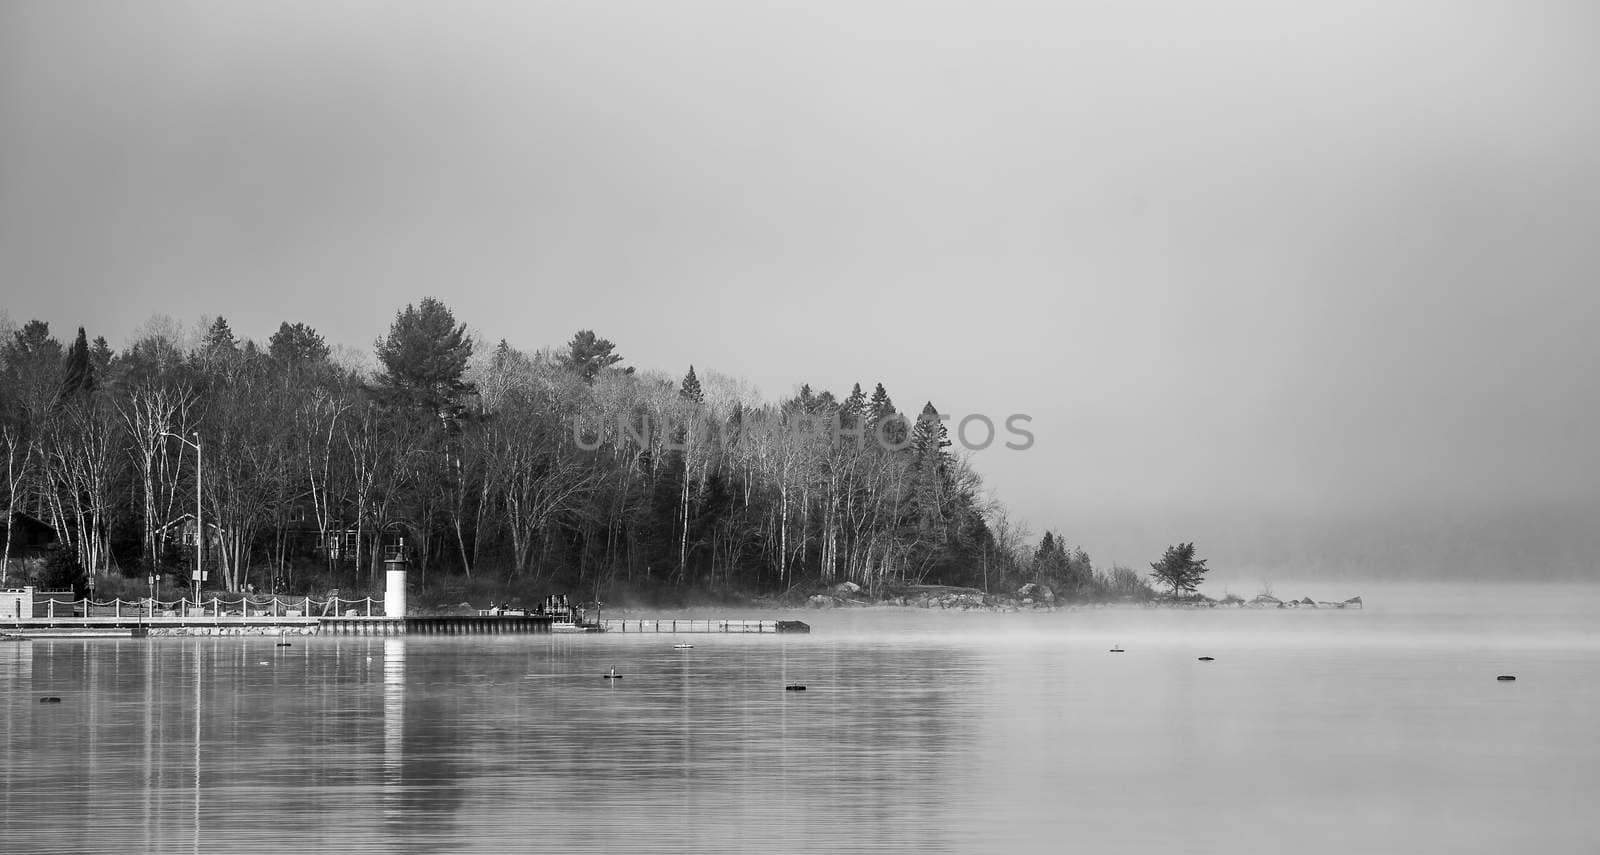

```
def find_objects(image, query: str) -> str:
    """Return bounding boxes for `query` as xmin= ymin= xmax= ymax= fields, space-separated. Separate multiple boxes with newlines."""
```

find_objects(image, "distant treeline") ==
xmin=3 ymin=299 xmax=1138 ymax=601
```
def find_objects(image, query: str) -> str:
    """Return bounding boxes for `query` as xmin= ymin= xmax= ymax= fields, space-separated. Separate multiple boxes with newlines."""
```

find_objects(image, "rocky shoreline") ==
xmin=788 ymin=582 xmax=1363 ymax=613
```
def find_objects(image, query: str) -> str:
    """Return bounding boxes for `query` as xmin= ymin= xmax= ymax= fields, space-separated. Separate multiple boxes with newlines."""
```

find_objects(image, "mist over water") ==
xmin=5 ymin=584 xmax=1597 ymax=854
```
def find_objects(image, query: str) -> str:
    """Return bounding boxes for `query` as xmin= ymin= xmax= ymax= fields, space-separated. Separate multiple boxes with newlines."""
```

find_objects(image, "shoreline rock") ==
xmin=789 ymin=586 xmax=1365 ymax=613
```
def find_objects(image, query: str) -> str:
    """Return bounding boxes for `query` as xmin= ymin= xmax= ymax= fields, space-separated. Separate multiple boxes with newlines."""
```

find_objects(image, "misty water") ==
xmin=4 ymin=583 xmax=1598 ymax=854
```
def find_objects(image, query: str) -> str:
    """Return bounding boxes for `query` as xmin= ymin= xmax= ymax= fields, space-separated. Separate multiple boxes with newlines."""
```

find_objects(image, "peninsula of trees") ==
xmin=0 ymin=299 xmax=1164 ymax=606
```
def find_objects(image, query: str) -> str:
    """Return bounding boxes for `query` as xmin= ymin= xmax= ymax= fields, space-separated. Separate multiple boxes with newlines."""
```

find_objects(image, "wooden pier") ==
xmin=0 ymin=614 xmax=806 ymax=637
xmin=320 ymin=615 xmax=554 ymax=635
xmin=0 ymin=614 xmax=557 ymax=637
xmin=1 ymin=589 xmax=806 ymax=637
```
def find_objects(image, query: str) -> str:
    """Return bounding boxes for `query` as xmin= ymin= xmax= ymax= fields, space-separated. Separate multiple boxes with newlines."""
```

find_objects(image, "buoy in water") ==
xmin=785 ymin=684 xmax=807 ymax=691
xmin=1198 ymin=656 xmax=1215 ymax=661
xmin=603 ymin=668 xmax=623 ymax=679
xmin=275 ymin=642 xmax=292 ymax=647
xmin=1497 ymin=675 xmax=1516 ymax=681
xmin=39 ymin=697 xmax=61 ymax=704
xmin=1109 ymin=646 xmax=1124 ymax=653
xmin=674 ymin=644 xmax=694 ymax=650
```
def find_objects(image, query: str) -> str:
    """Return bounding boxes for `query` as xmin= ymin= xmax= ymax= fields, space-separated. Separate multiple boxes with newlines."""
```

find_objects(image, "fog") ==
xmin=3 ymin=1 xmax=1596 ymax=578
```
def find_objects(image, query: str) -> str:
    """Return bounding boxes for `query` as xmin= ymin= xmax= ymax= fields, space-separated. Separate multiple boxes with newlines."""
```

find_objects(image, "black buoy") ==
xmin=1109 ymin=645 xmax=1124 ymax=653
xmin=39 ymin=697 xmax=61 ymax=704
xmin=1497 ymin=675 xmax=1516 ymax=681
xmin=785 ymin=684 xmax=807 ymax=691
xmin=603 ymin=667 xmax=623 ymax=679
xmin=275 ymin=642 xmax=292 ymax=647
xmin=1198 ymin=656 xmax=1215 ymax=661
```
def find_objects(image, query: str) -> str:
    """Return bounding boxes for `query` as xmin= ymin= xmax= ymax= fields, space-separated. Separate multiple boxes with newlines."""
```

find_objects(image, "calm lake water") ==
xmin=4 ymin=583 xmax=1599 ymax=854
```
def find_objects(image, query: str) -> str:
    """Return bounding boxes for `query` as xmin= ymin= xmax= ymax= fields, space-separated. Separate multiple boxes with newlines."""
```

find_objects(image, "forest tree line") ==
xmin=1 ymin=298 xmax=1154 ymax=604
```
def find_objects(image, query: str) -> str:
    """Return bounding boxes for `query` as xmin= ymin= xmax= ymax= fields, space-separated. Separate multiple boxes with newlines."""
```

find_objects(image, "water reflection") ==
xmin=5 ymin=596 xmax=1599 ymax=854
xmin=383 ymin=637 xmax=403 ymax=812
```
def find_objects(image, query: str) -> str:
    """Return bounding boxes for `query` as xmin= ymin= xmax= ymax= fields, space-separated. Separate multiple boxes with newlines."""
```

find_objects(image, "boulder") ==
xmin=1251 ymin=594 xmax=1282 ymax=605
xmin=1299 ymin=597 xmax=1316 ymax=606
xmin=831 ymin=581 xmax=862 ymax=595
xmin=806 ymin=594 xmax=836 ymax=609
xmin=1343 ymin=596 xmax=1363 ymax=609
xmin=1017 ymin=583 xmax=1055 ymax=603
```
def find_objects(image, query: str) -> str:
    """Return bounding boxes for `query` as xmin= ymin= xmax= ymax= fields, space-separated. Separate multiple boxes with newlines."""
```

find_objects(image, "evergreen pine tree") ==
xmin=1033 ymin=532 xmax=1056 ymax=579
xmin=680 ymin=365 xmax=704 ymax=404
xmin=557 ymin=330 xmax=629 ymax=384
xmin=1150 ymin=542 xmax=1209 ymax=597
xmin=268 ymin=322 xmax=330 ymax=366
xmin=866 ymin=383 xmax=905 ymax=447
xmin=61 ymin=327 xmax=94 ymax=397
xmin=89 ymin=336 xmax=114 ymax=376
xmin=908 ymin=402 xmax=953 ymax=542
xmin=867 ymin=383 xmax=894 ymax=424
xmin=910 ymin=401 xmax=952 ymax=461
xmin=4 ymin=321 xmax=61 ymax=366
xmin=373 ymin=298 xmax=475 ymax=410
xmin=201 ymin=316 xmax=238 ymax=355
xmin=840 ymin=383 xmax=866 ymax=428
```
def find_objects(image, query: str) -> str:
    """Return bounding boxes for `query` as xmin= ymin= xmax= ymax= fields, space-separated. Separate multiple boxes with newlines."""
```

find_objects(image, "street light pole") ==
xmin=195 ymin=433 xmax=202 ymax=590
xmin=162 ymin=431 xmax=204 ymax=591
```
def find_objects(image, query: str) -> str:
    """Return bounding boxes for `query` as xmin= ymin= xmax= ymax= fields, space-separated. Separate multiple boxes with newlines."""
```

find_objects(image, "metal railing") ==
xmin=28 ymin=595 xmax=383 ymax=620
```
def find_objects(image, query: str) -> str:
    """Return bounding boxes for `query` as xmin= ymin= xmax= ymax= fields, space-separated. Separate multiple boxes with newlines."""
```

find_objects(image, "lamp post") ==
xmin=162 ymin=431 xmax=204 ymax=591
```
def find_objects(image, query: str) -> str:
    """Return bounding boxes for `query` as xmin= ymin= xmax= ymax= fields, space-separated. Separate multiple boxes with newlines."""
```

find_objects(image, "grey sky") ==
xmin=3 ymin=1 xmax=1597 ymax=578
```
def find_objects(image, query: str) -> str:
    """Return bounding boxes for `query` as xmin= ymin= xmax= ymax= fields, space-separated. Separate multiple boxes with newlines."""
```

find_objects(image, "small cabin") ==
xmin=155 ymin=514 xmax=223 ymax=552
xmin=1 ymin=512 xmax=57 ymax=559
xmin=1 ymin=586 xmax=33 ymax=620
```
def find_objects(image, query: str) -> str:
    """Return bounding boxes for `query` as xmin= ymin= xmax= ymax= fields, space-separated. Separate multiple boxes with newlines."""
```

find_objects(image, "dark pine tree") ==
xmin=61 ymin=327 xmax=94 ymax=397
xmin=201 ymin=316 xmax=238 ymax=355
xmin=89 ymin=336 xmax=114 ymax=376
xmin=557 ymin=330 xmax=629 ymax=384
xmin=268 ymin=321 xmax=330 ymax=366
xmin=866 ymin=382 xmax=905 ymax=447
xmin=373 ymin=297 xmax=475 ymax=412
xmin=680 ymin=365 xmax=704 ymax=404
xmin=5 ymin=320 xmax=62 ymax=366
xmin=1032 ymin=531 xmax=1057 ymax=581
xmin=908 ymin=402 xmax=954 ymax=549
xmin=910 ymin=401 xmax=952 ymax=461
xmin=1149 ymin=542 xmax=1210 ymax=597
xmin=840 ymin=383 xmax=866 ymax=428
xmin=867 ymin=383 xmax=895 ymax=424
